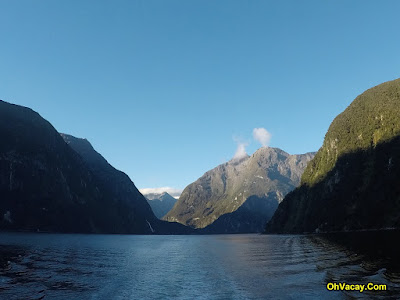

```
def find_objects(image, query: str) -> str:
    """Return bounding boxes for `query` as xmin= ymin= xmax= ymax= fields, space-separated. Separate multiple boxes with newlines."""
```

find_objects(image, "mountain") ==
xmin=59 ymin=134 xmax=191 ymax=234
xmin=60 ymin=133 xmax=162 ymax=233
xmin=266 ymin=78 xmax=400 ymax=233
xmin=144 ymin=192 xmax=177 ymax=219
xmin=0 ymin=100 xmax=189 ymax=234
xmin=164 ymin=147 xmax=315 ymax=233
xmin=0 ymin=100 xmax=106 ymax=233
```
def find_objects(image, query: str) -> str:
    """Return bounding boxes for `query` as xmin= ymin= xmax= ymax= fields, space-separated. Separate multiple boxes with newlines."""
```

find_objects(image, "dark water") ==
xmin=1 ymin=232 xmax=400 ymax=299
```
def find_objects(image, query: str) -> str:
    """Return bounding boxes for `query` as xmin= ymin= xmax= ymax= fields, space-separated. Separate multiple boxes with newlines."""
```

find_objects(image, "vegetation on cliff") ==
xmin=266 ymin=79 xmax=400 ymax=233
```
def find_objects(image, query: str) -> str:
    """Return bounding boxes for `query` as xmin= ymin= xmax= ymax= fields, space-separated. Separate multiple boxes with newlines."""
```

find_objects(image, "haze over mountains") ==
xmin=266 ymin=78 xmax=400 ymax=233
xmin=165 ymin=147 xmax=314 ymax=233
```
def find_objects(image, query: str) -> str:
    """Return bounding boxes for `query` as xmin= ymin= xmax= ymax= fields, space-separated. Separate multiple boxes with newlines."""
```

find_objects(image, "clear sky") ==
xmin=1 ymin=1 xmax=400 ymax=194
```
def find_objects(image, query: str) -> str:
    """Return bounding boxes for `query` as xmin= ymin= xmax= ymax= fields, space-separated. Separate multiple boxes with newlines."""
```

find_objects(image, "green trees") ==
xmin=302 ymin=79 xmax=400 ymax=186
xmin=266 ymin=78 xmax=400 ymax=233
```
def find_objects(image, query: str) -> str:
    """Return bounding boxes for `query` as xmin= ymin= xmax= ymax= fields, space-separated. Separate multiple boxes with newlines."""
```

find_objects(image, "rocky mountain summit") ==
xmin=165 ymin=147 xmax=314 ymax=233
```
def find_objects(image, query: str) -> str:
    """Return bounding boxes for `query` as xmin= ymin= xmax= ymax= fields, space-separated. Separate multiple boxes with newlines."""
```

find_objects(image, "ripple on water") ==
xmin=0 ymin=232 xmax=399 ymax=299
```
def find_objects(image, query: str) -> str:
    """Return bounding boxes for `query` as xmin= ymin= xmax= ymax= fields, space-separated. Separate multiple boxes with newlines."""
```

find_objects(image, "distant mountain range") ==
xmin=164 ymin=147 xmax=315 ymax=233
xmin=144 ymin=192 xmax=177 ymax=219
xmin=3 ymin=79 xmax=398 ymax=236
xmin=266 ymin=78 xmax=400 ymax=233
xmin=0 ymin=100 xmax=190 ymax=234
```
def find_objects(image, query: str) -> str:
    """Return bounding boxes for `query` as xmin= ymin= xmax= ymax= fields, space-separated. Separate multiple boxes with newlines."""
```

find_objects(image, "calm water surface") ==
xmin=0 ymin=232 xmax=399 ymax=299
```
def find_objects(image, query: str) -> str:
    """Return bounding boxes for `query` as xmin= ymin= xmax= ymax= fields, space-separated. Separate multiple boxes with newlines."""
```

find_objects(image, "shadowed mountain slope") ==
xmin=144 ymin=192 xmax=177 ymax=219
xmin=165 ymin=147 xmax=314 ymax=233
xmin=0 ymin=100 xmax=189 ymax=234
xmin=266 ymin=78 xmax=400 ymax=233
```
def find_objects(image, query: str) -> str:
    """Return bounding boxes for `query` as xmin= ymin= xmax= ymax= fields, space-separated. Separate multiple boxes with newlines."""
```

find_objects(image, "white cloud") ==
xmin=139 ymin=187 xmax=183 ymax=199
xmin=253 ymin=127 xmax=271 ymax=147
xmin=232 ymin=136 xmax=248 ymax=160
xmin=233 ymin=143 xmax=247 ymax=159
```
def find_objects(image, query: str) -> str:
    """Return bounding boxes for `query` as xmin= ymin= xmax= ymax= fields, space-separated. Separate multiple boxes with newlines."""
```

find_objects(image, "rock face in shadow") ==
xmin=266 ymin=78 xmax=400 ymax=233
xmin=200 ymin=195 xmax=279 ymax=234
xmin=60 ymin=134 xmax=192 ymax=234
xmin=0 ymin=100 xmax=190 ymax=234
xmin=60 ymin=133 xmax=161 ymax=233
xmin=144 ymin=192 xmax=177 ymax=219
xmin=165 ymin=147 xmax=314 ymax=233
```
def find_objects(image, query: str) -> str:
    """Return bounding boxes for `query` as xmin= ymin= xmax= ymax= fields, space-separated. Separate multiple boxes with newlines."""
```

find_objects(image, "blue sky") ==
xmin=1 ymin=1 xmax=400 ymax=194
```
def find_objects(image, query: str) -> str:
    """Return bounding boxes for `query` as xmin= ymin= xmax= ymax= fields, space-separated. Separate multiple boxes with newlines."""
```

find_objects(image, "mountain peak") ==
xmin=164 ymin=146 xmax=315 ymax=231
xmin=144 ymin=192 xmax=177 ymax=219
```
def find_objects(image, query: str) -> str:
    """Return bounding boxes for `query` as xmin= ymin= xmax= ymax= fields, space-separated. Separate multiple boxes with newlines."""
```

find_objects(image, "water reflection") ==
xmin=0 ymin=232 xmax=399 ymax=299
xmin=310 ymin=231 xmax=400 ymax=299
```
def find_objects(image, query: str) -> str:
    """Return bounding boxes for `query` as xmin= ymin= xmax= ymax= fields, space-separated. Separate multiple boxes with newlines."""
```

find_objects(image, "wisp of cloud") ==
xmin=233 ymin=138 xmax=248 ymax=160
xmin=139 ymin=187 xmax=183 ymax=199
xmin=253 ymin=128 xmax=271 ymax=147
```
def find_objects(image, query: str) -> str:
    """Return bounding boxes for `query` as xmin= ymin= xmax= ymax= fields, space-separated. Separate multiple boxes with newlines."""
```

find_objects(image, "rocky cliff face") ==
xmin=59 ymin=134 xmax=192 ymax=234
xmin=165 ymin=147 xmax=314 ymax=233
xmin=61 ymin=134 xmax=160 ymax=233
xmin=0 ymin=100 xmax=190 ymax=234
xmin=0 ymin=100 xmax=110 ymax=232
xmin=266 ymin=78 xmax=400 ymax=233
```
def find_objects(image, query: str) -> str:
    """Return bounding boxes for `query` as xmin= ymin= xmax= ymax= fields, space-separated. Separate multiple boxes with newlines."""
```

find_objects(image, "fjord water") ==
xmin=1 ymin=233 xmax=399 ymax=299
